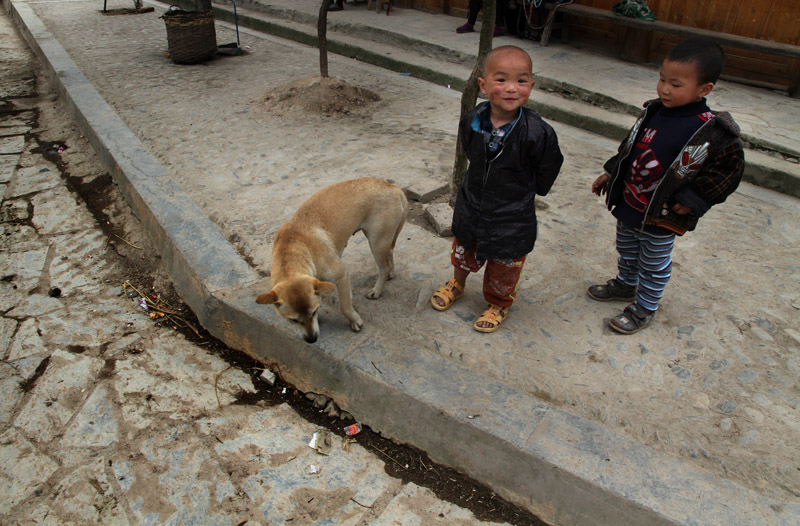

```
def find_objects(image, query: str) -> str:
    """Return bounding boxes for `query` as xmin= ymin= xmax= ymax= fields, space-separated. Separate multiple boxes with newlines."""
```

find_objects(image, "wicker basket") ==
xmin=161 ymin=8 xmax=217 ymax=64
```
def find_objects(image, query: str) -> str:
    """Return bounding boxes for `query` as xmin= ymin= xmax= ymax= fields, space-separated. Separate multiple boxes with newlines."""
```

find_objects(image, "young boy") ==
xmin=589 ymin=37 xmax=744 ymax=334
xmin=431 ymin=45 xmax=563 ymax=333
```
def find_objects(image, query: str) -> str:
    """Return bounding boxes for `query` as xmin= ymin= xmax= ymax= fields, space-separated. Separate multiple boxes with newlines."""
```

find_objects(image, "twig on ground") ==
xmin=214 ymin=365 xmax=233 ymax=409
xmin=350 ymin=497 xmax=373 ymax=509
xmin=370 ymin=444 xmax=406 ymax=470
xmin=123 ymin=280 xmax=203 ymax=338
xmin=114 ymin=233 xmax=143 ymax=249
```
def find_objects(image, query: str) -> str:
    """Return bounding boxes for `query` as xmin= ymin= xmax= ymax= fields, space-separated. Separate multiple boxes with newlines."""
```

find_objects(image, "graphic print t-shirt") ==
xmin=613 ymin=99 xmax=712 ymax=230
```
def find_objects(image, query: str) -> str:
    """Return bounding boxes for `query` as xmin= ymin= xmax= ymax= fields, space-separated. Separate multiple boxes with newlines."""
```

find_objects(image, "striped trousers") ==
xmin=615 ymin=221 xmax=675 ymax=311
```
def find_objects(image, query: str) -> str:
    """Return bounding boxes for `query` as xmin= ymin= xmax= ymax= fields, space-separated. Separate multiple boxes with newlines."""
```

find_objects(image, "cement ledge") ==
xmin=5 ymin=0 xmax=799 ymax=524
xmin=207 ymin=284 xmax=796 ymax=526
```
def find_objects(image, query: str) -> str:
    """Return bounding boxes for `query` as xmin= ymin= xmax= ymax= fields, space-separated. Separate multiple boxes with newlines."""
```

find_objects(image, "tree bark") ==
xmin=195 ymin=0 xmax=212 ymax=11
xmin=451 ymin=0 xmax=495 ymax=193
xmin=318 ymin=0 xmax=333 ymax=78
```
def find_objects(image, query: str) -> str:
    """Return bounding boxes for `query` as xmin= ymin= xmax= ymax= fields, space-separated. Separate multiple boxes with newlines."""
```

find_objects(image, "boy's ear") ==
xmin=477 ymin=76 xmax=487 ymax=95
xmin=699 ymin=81 xmax=714 ymax=98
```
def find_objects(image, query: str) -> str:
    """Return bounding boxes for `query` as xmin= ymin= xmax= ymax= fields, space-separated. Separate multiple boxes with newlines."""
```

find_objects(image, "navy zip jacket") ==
xmin=452 ymin=102 xmax=563 ymax=260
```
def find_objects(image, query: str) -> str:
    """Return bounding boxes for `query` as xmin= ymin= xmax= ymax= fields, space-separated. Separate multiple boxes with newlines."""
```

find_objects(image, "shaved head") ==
xmin=481 ymin=45 xmax=533 ymax=77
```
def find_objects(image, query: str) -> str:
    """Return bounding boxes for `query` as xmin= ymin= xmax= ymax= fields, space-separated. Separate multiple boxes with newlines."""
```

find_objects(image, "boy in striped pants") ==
xmin=589 ymin=38 xmax=744 ymax=334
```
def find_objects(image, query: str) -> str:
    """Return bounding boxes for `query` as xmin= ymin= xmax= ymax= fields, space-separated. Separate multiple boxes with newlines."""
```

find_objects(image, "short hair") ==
xmin=667 ymin=38 xmax=725 ymax=84
xmin=481 ymin=45 xmax=533 ymax=76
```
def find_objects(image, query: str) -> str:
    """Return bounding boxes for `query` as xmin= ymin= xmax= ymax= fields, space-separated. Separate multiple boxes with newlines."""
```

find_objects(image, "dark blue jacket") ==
xmin=452 ymin=102 xmax=563 ymax=259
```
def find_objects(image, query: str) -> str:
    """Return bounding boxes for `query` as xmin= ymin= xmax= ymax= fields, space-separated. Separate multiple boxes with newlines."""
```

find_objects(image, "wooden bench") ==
xmin=539 ymin=2 xmax=800 ymax=97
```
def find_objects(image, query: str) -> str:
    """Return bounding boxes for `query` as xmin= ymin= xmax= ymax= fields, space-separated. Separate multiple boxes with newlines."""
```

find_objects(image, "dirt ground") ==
xmin=258 ymin=76 xmax=441 ymax=230
xmin=262 ymin=76 xmax=381 ymax=118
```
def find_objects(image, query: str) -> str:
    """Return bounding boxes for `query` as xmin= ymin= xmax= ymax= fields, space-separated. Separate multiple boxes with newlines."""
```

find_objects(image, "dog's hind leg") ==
xmin=364 ymin=220 xmax=404 ymax=299
xmin=365 ymin=190 xmax=407 ymax=299
xmin=365 ymin=237 xmax=393 ymax=299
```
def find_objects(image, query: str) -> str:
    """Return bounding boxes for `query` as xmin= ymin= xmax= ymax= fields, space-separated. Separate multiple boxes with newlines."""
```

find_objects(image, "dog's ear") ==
xmin=314 ymin=280 xmax=336 ymax=294
xmin=256 ymin=291 xmax=280 ymax=305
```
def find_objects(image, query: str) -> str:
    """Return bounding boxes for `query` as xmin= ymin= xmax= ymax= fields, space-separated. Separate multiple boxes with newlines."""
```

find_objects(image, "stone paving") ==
xmin=4 ymin=0 xmax=800 ymax=523
xmin=0 ymin=10 xmax=512 ymax=524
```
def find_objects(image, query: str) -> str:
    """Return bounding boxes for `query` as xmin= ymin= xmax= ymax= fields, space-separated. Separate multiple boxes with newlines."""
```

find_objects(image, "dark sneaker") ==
xmin=456 ymin=23 xmax=474 ymax=33
xmin=609 ymin=303 xmax=655 ymax=334
xmin=587 ymin=279 xmax=636 ymax=302
xmin=329 ymin=2 xmax=343 ymax=11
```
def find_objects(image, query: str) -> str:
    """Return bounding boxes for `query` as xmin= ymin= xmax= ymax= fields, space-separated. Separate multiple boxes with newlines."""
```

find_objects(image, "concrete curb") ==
xmin=197 ymin=0 xmax=800 ymax=200
xmin=5 ymin=0 xmax=798 ymax=524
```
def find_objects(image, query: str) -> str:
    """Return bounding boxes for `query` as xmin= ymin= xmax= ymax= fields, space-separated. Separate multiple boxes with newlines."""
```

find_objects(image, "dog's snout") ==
xmin=304 ymin=334 xmax=318 ymax=344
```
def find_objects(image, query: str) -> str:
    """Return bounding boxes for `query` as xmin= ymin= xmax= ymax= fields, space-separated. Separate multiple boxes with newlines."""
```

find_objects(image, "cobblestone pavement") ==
xmin=0 ymin=10 xmax=521 ymax=525
xmin=4 ymin=0 xmax=800 ymax=523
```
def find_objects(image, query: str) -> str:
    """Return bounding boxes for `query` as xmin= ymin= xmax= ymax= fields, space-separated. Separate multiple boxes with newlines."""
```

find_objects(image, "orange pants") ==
xmin=451 ymin=238 xmax=526 ymax=308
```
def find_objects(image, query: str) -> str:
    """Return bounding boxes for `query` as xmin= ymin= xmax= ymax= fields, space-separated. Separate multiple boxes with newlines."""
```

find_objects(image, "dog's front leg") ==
xmin=335 ymin=273 xmax=364 ymax=332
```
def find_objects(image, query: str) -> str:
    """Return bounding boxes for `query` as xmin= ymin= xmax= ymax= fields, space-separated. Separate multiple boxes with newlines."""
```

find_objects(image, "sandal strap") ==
xmin=435 ymin=278 xmax=462 ymax=299
xmin=444 ymin=278 xmax=463 ymax=293
xmin=481 ymin=304 xmax=507 ymax=321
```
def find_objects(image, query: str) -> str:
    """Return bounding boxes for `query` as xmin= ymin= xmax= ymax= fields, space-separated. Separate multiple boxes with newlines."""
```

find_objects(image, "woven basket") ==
xmin=161 ymin=8 xmax=217 ymax=64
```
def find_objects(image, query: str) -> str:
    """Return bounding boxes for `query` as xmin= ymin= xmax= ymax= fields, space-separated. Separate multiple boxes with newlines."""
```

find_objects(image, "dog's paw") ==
xmin=365 ymin=288 xmax=383 ymax=300
xmin=350 ymin=316 xmax=364 ymax=332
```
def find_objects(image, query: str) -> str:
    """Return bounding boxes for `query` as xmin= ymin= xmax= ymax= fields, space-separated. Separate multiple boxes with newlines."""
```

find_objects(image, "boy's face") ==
xmin=657 ymin=58 xmax=714 ymax=108
xmin=478 ymin=49 xmax=534 ymax=122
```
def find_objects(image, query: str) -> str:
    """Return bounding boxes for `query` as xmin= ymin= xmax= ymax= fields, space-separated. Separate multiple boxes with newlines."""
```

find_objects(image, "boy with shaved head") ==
xmin=431 ymin=46 xmax=563 ymax=333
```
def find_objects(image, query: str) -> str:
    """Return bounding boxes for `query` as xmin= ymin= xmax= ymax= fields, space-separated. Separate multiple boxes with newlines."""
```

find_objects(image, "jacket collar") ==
xmin=470 ymin=101 xmax=523 ymax=135
xmin=642 ymin=98 xmax=740 ymax=137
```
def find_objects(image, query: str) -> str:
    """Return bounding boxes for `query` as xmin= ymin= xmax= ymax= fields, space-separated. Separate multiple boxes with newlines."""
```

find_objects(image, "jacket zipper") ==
xmin=639 ymin=117 xmax=714 ymax=228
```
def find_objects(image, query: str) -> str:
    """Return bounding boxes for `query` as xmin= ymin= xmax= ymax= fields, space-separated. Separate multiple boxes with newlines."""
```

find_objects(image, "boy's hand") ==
xmin=671 ymin=203 xmax=692 ymax=215
xmin=592 ymin=173 xmax=610 ymax=196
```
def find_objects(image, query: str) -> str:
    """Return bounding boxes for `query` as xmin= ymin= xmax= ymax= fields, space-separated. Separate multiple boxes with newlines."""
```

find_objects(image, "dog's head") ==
xmin=256 ymin=277 xmax=336 ymax=343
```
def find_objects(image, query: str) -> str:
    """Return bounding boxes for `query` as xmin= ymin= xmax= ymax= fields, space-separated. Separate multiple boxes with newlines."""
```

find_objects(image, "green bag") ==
xmin=612 ymin=0 xmax=658 ymax=21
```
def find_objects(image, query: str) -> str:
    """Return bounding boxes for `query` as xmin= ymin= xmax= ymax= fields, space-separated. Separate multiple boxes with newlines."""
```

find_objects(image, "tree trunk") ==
xmin=451 ymin=1 xmax=495 ymax=193
xmin=318 ymin=0 xmax=333 ymax=78
xmin=195 ymin=0 xmax=212 ymax=11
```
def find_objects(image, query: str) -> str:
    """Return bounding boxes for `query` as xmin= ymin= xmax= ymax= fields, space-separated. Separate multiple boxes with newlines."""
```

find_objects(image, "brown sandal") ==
xmin=473 ymin=304 xmax=508 ymax=333
xmin=430 ymin=278 xmax=464 ymax=311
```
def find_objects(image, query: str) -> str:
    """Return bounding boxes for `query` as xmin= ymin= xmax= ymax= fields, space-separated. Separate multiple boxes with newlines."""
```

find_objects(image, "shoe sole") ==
xmin=608 ymin=320 xmax=645 ymax=334
xmin=608 ymin=313 xmax=653 ymax=334
xmin=586 ymin=289 xmax=635 ymax=302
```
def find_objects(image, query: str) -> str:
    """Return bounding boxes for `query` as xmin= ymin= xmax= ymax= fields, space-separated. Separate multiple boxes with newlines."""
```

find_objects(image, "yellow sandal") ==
xmin=473 ymin=304 xmax=508 ymax=333
xmin=430 ymin=278 xmax=464 ymax=311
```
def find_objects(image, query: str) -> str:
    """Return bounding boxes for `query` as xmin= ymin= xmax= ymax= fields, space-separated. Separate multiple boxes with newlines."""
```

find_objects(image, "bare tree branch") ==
xmin=452 ymin=1 xmax=495 ymax=193
xmin=318 ymin=0 xmax=333 ymax=78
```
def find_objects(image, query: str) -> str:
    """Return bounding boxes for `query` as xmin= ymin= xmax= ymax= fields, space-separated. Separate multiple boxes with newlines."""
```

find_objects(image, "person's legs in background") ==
xmin=457 ymin=0 xmax=505 ymax=35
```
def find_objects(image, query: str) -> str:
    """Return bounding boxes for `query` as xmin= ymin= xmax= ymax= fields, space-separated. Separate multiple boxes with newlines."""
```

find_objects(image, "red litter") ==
xmin=344 ymin=423 xmax=362 ymax=436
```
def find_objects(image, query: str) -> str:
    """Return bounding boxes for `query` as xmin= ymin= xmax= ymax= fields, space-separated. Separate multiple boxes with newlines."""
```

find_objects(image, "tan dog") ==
xmin=256 ymin=178 xmax=407 ymax=343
